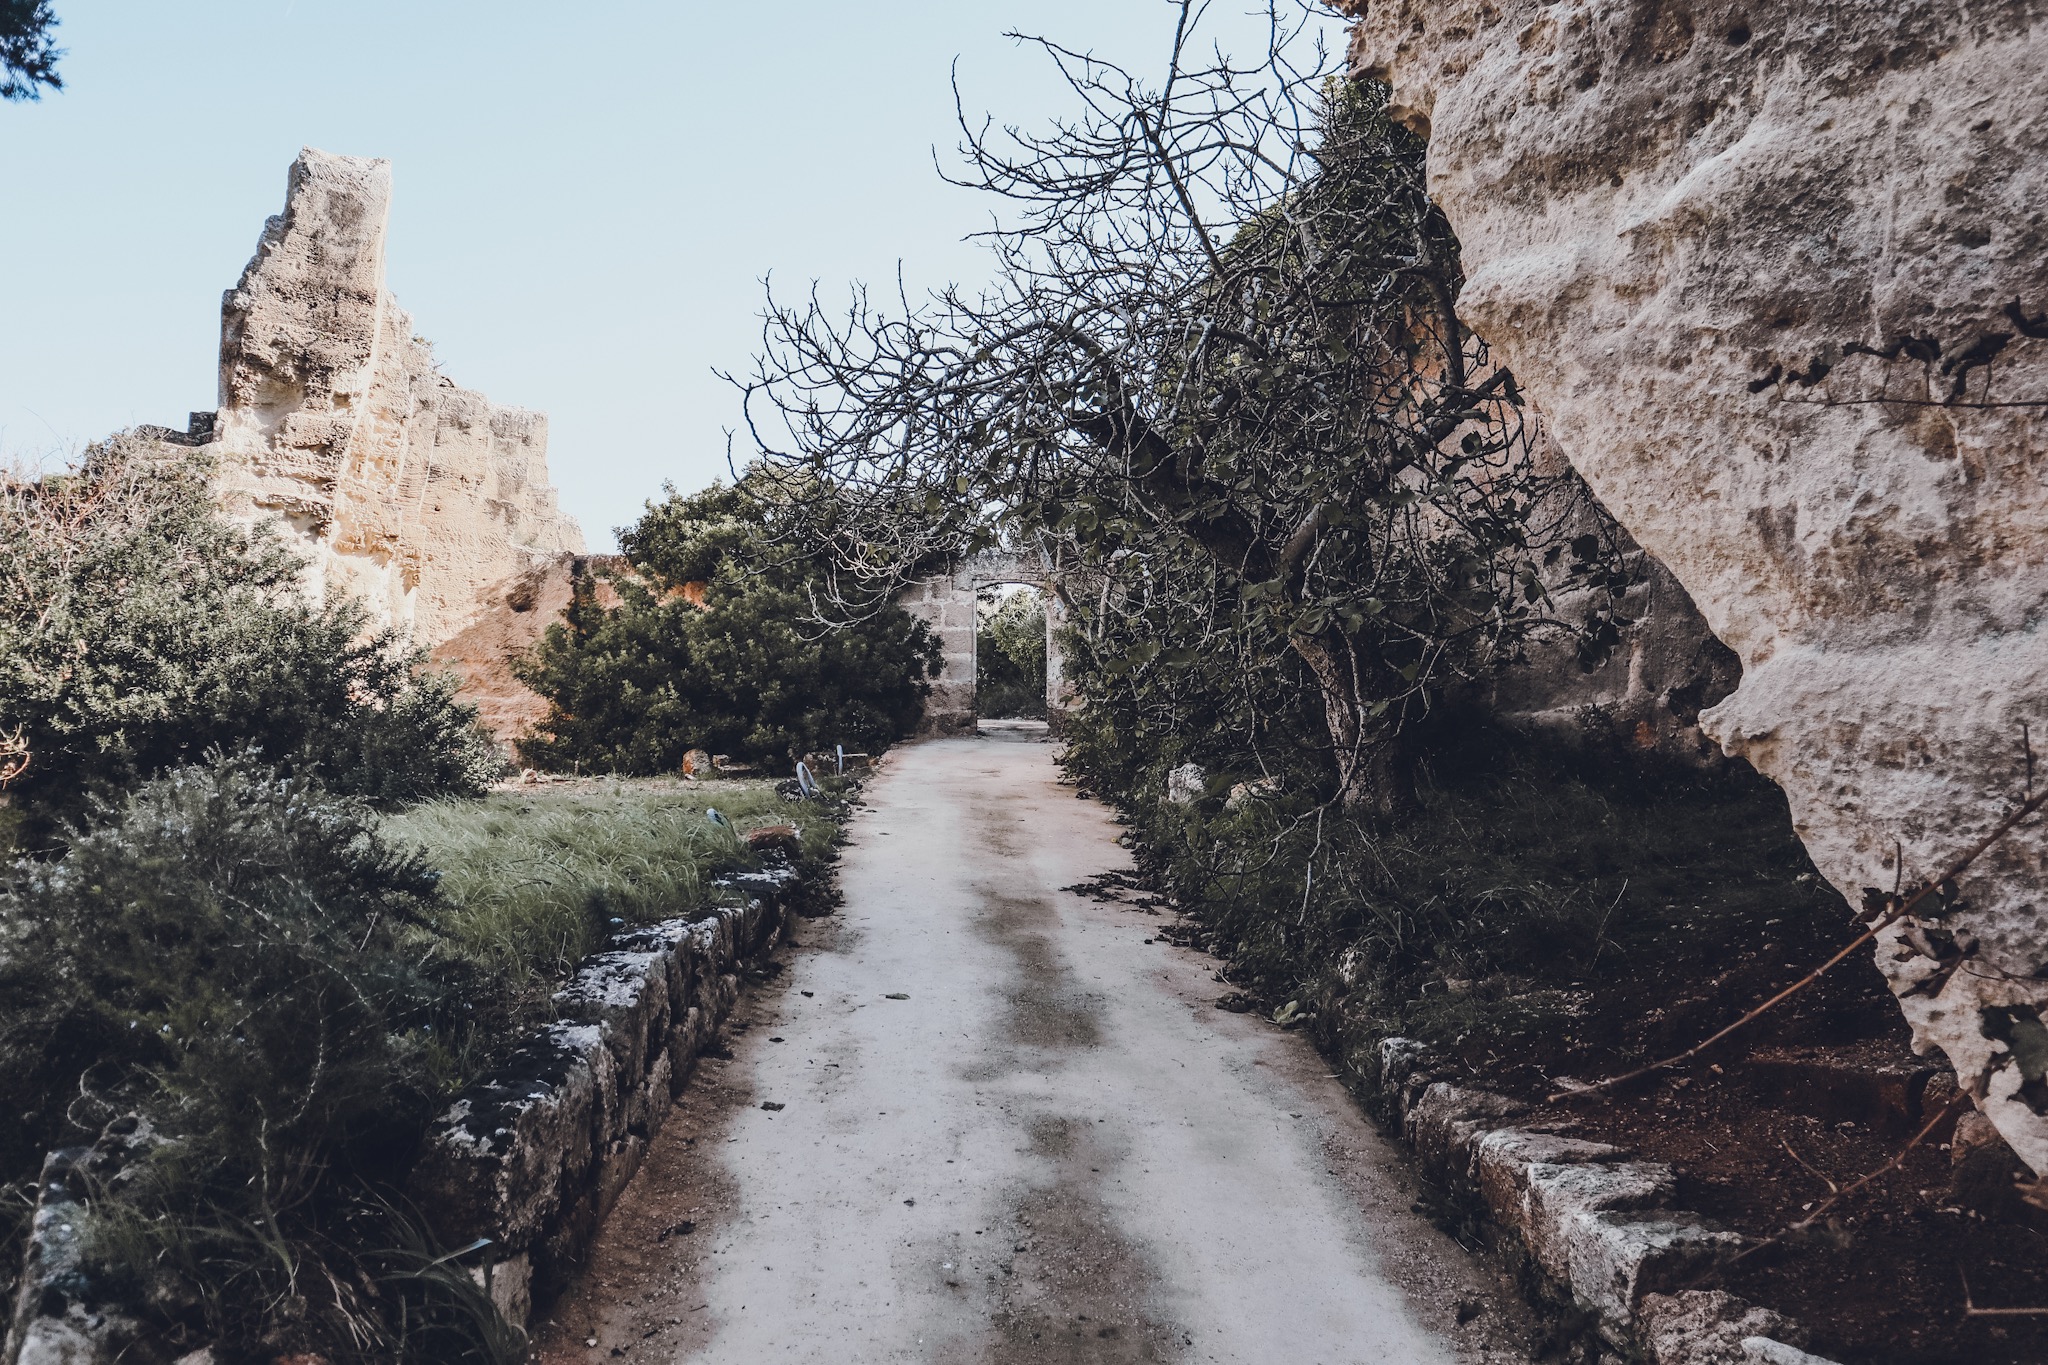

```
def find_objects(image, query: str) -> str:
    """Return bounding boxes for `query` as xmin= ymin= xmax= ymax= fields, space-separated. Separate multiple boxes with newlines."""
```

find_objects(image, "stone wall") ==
xmin=407 ymin=863 xmax=800 ymax=1325
xmin=149 ymin=148 xmax=584 ymax=647
xmin=1333 ymin=0 xmax=2048 ymax=1167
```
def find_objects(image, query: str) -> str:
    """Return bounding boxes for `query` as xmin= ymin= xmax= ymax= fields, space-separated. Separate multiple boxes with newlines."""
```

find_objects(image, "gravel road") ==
xmin=534 ymin=732 xmax=1534 ymax=1364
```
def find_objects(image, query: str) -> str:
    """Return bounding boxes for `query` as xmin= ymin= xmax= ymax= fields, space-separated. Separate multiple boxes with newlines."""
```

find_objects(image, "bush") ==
xmin=0 ymin=752 xmax=476 ymax=1359
xmin=515 ymin=477 xmax=940 ymax=773
xmin=0 ymin=438 xmax=502 ymax=848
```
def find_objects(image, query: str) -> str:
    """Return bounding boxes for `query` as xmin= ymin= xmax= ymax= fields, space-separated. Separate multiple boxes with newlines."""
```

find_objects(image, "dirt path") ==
xmin=534 ymin=733 xmax=1535 ymax=1364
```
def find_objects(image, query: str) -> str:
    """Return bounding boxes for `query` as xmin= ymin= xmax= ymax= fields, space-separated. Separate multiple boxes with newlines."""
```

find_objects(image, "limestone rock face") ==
xmin=208 ymin=148 xmax=583 ymax=645
xmin=1337 ymin=1 xmax=2048 ymax=1166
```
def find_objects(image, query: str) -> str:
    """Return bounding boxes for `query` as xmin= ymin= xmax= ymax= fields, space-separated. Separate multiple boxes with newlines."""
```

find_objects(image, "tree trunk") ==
xmin=1289 ymin=629 xmax=1418 ymax=822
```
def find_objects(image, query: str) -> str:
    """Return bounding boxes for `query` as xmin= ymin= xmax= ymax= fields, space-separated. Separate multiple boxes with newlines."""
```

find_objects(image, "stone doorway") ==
xmin=896 ymin=551 xmax=1066 ymax=734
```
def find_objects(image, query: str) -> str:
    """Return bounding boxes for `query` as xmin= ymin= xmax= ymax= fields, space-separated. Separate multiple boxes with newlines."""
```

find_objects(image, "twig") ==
xmin=1790 ymin=1091 xmax=1969 ymax=1232
xmin=1780 ymin=1138 xmax=1839 ymax=1195
xmin=1962 ymin=1269 xmax=2048 ymax=1318
xmin=1718 ymin=1090 xmax=1970 ymax=1275
xmin=1549 ymin=789 xmax=2046 ymax=1104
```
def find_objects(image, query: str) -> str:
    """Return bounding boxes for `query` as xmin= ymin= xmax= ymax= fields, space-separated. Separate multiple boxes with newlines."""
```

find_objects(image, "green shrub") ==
xmin=0 ymin=752 xmax=473 ymax=1359
xmin=0 ymin=439 xmax=502 ymax=847
xmin=514 ymin=476 xmax=940 ymax=772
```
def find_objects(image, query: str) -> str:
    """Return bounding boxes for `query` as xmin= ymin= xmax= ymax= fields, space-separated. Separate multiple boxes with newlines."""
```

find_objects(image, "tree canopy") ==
xmin=738 ymin=4 xmax=1629 ymax=815
xmin=1 ymin=1 xmax=61 ymax=100
xmin=514 ymin=475 xmax=942 ymax=773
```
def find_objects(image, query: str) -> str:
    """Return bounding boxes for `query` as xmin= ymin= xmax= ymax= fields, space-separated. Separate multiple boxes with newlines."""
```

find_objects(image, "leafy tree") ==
xmin=0 ymin=437 xmax=503 ymax=847
xmin=1 ymin=0 xmax=60 ymax=100
xmin=976 ymin=587 xmax=1047 ymax=719
xmin=514 ymin=475 xmax=941 ymax=773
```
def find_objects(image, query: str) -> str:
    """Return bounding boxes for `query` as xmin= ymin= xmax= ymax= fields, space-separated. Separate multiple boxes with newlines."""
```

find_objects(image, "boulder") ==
xmin=1164 ymin=762 xmax=1206 ymax=806
xmin=1335 ymin=0 xmax=2048 ymax=1170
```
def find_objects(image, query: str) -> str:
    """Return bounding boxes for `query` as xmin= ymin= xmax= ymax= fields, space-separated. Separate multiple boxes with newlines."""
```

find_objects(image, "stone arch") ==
xmin=896 ymin=550 xmax=1068 ymax=734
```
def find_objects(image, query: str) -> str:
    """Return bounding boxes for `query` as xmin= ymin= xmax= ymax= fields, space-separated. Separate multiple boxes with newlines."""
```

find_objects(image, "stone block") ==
xmin=1522 ymin=1161 xmax=1678 ymax=1284
xmin=1564 ymin=1212 xmax=1744 ymax=1328
xmin=1740 ymin=1338 xmax=1843 ymax=1365
xmin=1406 ymin=1082 xmax=1528 ymax=1178
xmin=552 ymin=949 xmax=671 ymax=1093
xmin=595 ymin=1133 xmax=650 ymax=1223
xmin=408 ymin=1021 xmax=607 ymax=1250
xmin=1472 ymin=1129 xmax=1628 ymax=1230
xmin=1638 ymin=1291 xmax=1808 ymax=1365
xmin=4 ymin=1148 xmax=142 ymax=1365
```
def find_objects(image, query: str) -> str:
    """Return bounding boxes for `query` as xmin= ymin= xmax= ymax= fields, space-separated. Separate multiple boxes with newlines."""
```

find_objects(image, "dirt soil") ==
xmin=532 ymin=732 xmax=1544 ymax=1363
xmin=1518 ymin=1056 xmax=2048 ymax=1365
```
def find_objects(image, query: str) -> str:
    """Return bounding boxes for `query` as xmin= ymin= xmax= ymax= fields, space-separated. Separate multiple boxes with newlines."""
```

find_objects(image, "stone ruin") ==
xmin=898 ymin=549 xmax=1071 ymax=733
xmin=141 ymin=148 xmax=584 ymax=650
xmin=1333 ymin=0 xmax=2048 ymax=1169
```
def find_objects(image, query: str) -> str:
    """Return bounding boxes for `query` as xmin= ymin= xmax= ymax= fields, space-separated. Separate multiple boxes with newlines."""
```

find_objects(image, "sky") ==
xmin=0 ymin=1 xmax=1333 ymax=549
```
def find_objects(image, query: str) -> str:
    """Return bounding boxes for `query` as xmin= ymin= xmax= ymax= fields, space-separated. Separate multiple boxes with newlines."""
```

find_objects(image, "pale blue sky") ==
xmin=0 ymin=2 xmax=1327 ymax=548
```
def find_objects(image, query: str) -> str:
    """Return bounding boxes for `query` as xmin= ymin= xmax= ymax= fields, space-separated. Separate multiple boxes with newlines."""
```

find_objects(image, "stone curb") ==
xmin=3 ymin=860 xmax=817 ymax=1363
xmin=1371 ymin=1038 xmax=1844 ymax=1365
xmin=405 ymin=861 xmax=810 ymax=1327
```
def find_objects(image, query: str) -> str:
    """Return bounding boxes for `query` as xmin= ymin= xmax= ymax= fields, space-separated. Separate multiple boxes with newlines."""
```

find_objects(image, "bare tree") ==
xmin=736 ymin=1 xmax=1593 ymax=815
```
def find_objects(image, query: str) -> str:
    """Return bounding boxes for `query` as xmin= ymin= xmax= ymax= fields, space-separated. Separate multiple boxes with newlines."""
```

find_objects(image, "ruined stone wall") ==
xmin=897 ymin=551 xmax=1065 ymax=733
xmin=1334 ymin=0 xmax=2048 ymax=1167
xmin=195 ymin=148 xmax=583 ymax=647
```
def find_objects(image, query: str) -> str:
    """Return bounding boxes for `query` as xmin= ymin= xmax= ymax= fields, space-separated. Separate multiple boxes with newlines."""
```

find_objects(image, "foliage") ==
xmin=0 ymin=755 xmax=846 ymax=1360
xmin=0 ymin=438 xmax=502 ymax=847
xmin=0 ymin=0 xmax=60 ymax=100
xmin=1077 ymin=715 xmax=1876 ymax=1101
xmin=742 ymin=8 xmax=1627 ymax=813
xmin=0 ymin=753 xmax=478 ymax=1359
xmin=976 ymin=588 xmax=1047 ymax=719
xmin=514 ymin=475 xmax=940 ymax=773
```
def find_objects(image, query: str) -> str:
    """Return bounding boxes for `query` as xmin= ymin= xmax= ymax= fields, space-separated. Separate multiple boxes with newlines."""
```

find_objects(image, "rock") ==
xmin=431 ymin=556 xmax=624 ymax=748
xmin=713 ymin=755 xmax=757 ymax=776
xmin=154 ymin=149 xmax=582 ymax=649
xmin=1164 ymin=762 xmax=1206 ymax=806
xmin=1472 ymin=1129 xmax=1628 ymax=1231
xmin=1521 ymin=1160 xmax=1680 ymax=1282
xmin=2 ymin=1149 xmax=147 ymax=1365
xmin=1405 ymin=1082 xmax=1528 ymax=1178
xmin=1638 ymin=1291 xmax=1807 ymax=1365
xmin=1223 ymin=776 xmax=1282 ymax=811
xmin=1336 ymin=0 xmax=2048 ymax=1172
xmin=745 ymin=824 xmax=800 ymax=856
xmin=1740 ymin=1339 xmax=1844 ymax=1365
xmin=681 ymin=750 xmax=715 ymax=779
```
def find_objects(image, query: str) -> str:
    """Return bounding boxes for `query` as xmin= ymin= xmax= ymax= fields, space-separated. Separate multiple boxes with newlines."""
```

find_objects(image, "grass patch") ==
xmin=389 ymin=778 xmax=832 ymax=1018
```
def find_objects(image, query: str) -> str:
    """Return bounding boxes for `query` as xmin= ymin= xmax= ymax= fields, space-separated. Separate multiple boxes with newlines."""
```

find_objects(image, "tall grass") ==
xmin=386 ymin=778 xmax=832 ymax=1025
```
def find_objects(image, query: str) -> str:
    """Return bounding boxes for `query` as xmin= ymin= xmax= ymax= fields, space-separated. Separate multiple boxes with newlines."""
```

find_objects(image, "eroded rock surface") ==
xmin=182 ymin=148 xmax=583 ymax=646
xmin=1337 ymin=0 xmax=2048 ymax=1168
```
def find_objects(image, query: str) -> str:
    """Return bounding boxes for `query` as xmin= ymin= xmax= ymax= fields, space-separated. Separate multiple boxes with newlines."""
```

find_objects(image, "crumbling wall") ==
xmin=188 ymin=148 xmax=584 ymax=646
xmin=1334 ymin=0 xmax=2048 ymax=1166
